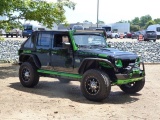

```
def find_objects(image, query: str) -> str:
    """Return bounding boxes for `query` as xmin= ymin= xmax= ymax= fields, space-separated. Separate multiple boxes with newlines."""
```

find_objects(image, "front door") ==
xmin=51 ymin=34 xmax=73 ymax=72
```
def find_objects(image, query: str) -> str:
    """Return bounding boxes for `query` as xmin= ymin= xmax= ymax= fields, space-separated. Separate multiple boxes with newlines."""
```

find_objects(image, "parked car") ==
xmin=96 ymin=28 xmax=112 ymax=38
xmin=141 ymin=30 xmax=157 ymax=42
xmin=111 ymin=32 xmax=119 ymax=38
xmin=126 ymin=32 xmax=132 ymax=38
xmin=131 ymin=31 xmax=141 ymax=39
xmin=72 ymin=25 xmax=84 ymax=30
xmin=147 ymin=24 xmax=160 ymax=39
xmin=6 ymin=28 xmax=22 ymax=38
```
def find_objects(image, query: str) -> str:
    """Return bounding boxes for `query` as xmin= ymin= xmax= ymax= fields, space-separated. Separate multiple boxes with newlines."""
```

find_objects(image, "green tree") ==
xmin=0 ymin=0 xmax=76 ymax=29
xmin=139 ymin=15 xmax=152 ymax=28
xmin=145 ymin=20 xmax=156 ymax=29
xmin=154 ymin=18 xmax=160 ymax=24
xmin=131 ymin=17 xmax=140 ymax=25
xmin=130 ymin=25 xmax=140 ymax=32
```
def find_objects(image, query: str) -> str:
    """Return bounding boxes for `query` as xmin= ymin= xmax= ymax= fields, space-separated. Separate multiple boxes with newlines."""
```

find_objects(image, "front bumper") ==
xmin=113 ymin=62 xmax=145 ymax=85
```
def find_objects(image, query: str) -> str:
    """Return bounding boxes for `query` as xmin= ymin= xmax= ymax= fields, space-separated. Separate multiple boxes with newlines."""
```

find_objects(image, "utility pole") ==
xmin=97 ymin=0 xmax=99 ymax=28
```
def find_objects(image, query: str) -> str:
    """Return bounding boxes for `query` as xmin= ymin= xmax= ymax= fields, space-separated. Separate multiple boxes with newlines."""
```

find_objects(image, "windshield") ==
xmin=23 ymin=25 xmax=33 ymax=30
xmin=73 ymin=34 xmax=107 ymax=49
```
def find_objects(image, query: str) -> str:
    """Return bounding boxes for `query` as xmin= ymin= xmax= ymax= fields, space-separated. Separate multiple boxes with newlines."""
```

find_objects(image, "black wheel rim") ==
xmin=21 ymin=67 xmax=31 ymax=82
xmin=85 ymin=77 xmax=100 ymax=95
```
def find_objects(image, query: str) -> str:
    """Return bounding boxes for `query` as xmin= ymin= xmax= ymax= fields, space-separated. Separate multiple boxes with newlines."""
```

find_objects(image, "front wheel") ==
xmin=19 ymin=62 xmax=39 ymax=88
xmin=81 ymin=69 xmax=111 ymax=102
xmin=119 ymin=78 xmax=145 ymax=94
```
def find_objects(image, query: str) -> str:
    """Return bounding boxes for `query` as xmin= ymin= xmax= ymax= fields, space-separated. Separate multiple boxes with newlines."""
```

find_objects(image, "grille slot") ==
xmin=122 ymin=60 xmax=135 ymax=68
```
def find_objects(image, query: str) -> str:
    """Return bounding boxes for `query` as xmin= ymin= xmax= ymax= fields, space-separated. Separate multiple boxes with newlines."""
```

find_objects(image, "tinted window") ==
xmin=53 ymin=34 xmax=69 ymax=47
xmin=24 ymin=37 xmax=34 ymax=48
xmin=37 ymin=33 xmax=51 ymax=47
xmin=156 ymin=27 xmax=160 ymax=32
xmin=24 ymin=25 xmax=32 ymax=30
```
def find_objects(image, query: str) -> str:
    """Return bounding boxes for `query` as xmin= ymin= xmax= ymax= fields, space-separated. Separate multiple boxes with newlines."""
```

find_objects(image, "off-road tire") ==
xmin=19 ymin=62 xmax=39 ymax=88
xmin=58 ymin=78 xmax=70 ymax=83
xmin=120 ymin=78 xmax=145 ymax=94
xmin=81 ymin=69 xmax=111 ymax=102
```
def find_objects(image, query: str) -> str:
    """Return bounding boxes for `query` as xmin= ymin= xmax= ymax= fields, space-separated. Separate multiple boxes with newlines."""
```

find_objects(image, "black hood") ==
xmin=78 ymin=48 xmax=138 ymax=60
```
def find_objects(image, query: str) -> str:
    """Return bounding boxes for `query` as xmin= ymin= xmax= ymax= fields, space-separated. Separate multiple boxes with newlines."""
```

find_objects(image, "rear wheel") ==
xmin=19 ymin=62 xmax=39 ymax=87
xmin=81 ymin=69 xmax=111 ymax=101
xmin=153 ymin=39 xmax=156 ymax=42
xmin=119 ymin=78 xmax=145 ymax=94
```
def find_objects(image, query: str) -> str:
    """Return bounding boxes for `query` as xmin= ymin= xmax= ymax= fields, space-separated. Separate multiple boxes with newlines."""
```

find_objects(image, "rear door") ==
xmin=35 ymin=31 xmax=52 ymax=69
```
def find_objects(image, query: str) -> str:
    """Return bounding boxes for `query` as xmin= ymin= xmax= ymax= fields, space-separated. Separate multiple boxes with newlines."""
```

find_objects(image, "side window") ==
xmin=37 ymin=33 xmax=51 ymax=47
xmin=156 ymin=27 xmax=160 ymax=32
xmin=24 ymin=37 xmax=34 ymax=48
xmin=53 ymin=34 xmax=69 ymax=47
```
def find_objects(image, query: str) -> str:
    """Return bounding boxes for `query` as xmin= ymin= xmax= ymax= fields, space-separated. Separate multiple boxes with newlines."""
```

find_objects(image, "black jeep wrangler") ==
xmin=18 ymin=30 xmax=145 ymax=101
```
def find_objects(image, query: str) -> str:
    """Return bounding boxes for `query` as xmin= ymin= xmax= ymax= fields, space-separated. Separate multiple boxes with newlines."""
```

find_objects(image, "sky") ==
xmin=47 ymin=0 xmax=160 ymax=24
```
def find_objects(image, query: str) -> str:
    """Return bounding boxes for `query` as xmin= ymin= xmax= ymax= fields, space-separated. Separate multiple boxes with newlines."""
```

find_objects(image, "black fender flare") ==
xmin=78 ymin=58 xmax=118 ymax=74
xmin=19 ymin=54 xmax=41 ymax=68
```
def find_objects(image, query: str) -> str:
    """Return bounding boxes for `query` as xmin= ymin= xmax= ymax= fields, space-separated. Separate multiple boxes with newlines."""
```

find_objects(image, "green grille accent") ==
xmin=115 ymin=59 xmax=123 ymax=68
xmin=37 ymin=69 xmax=82 ymax=79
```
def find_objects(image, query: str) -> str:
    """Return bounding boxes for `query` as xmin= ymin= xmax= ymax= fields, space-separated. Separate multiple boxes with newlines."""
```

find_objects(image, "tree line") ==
xmin=0 ymin=0 xmax=75 ymax=31
xmin=117 ymin=15 xmax=160 ymax=32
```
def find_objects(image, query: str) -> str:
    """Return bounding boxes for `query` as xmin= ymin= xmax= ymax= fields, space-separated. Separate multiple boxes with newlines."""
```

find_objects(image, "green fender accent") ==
xmin=23 ymin=50 xmax=31 ymax=54
xmin=112 ymin=77 xmax=144 ymax=85
xmin=37 ymin=69 xmax=82 ymax=79
xmin=69 ymin=31 xmax=78 ymax=51
xmin=98 ymin=54 xmax=108 ymax=58
xmin=99 ymin=61 xmax=112 ymax=68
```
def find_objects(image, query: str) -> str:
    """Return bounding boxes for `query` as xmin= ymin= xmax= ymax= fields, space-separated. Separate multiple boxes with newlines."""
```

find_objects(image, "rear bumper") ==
xmin=113 ymin=62 xmax=145 ymax=85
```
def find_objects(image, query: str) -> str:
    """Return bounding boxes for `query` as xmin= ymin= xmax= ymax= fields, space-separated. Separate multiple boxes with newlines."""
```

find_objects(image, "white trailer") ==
xmin=111 ymin=23 xmax=130 ymax=33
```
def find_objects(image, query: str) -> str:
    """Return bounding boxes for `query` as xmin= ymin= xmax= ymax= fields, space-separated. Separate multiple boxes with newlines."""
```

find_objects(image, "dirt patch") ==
xmin=0 ymin=63 xmax=160 ymax=120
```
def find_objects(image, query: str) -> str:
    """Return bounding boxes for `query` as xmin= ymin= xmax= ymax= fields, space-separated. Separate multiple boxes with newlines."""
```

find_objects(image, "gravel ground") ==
xmin=0 ymin=63 xmax=160 ymax=120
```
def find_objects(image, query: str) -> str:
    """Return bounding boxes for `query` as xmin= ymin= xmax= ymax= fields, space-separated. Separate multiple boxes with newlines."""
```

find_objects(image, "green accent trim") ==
xmin=69 ymin=31 xmax=78 ymax=51
xmin=99 ymin=62 xmax=112 ymax=68
xmin=112 ymin=77 xmax=143 ymax=85
xmin=23 ymin=50 xmax=31 ymax=53
xmin=115 ymin=59 xmax=123 ymax=68
xmin=37 ymin=69 xmax=82 ymax=79
xmin=98 ymin=54 xmax=108 ymax=58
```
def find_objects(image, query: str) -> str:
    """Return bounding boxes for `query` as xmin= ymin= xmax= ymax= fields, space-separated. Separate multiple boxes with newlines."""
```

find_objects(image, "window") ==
xmin=37 ymin=33 xmax=51 ymax=47
xmin=156 ymin=27 xmax=160 ymax=32
xmin=54 ymin=34 xmax=69 ymax=47
xmin=24 ymin=37 xmax=34 ymax=48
